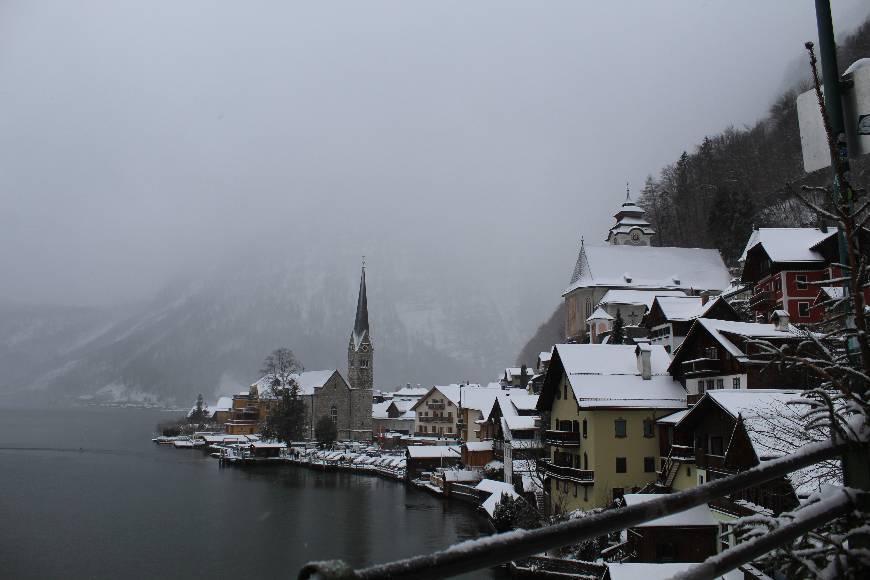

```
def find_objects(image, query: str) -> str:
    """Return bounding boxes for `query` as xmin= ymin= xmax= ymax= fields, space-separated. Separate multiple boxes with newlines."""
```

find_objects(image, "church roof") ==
xmin=352 ymin=265 xmax=370 ymax=348
xmin=565 ymin=244 xmax=730 ymax=296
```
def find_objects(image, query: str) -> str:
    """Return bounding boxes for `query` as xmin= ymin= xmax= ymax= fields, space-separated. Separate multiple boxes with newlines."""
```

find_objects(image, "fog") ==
xmin=2 ymin=0 xmax=869 ymax=310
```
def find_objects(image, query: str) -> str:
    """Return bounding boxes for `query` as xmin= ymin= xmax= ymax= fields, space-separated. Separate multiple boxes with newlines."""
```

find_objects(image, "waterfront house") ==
xmin=405 ymin=445 xmax=461 ymax=480
xmin=537 ymin=344 xmax=686 ymax=513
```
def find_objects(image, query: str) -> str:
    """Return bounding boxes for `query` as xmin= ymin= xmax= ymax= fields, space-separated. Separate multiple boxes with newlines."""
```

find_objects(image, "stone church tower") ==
xmin=347 ymin=264 xmax=373 ymax=392
xmin=605 ymin=184 xmax=655 ymax=246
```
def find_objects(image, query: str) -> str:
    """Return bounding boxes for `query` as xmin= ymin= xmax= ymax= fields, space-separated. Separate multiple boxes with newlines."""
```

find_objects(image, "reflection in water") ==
xmin=0 ymin=407 xmax=502 ymax=580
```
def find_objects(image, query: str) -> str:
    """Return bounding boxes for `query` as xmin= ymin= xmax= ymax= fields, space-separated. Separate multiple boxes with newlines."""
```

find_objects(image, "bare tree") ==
xmin=260 ymin=347 xmax=301 ymax=394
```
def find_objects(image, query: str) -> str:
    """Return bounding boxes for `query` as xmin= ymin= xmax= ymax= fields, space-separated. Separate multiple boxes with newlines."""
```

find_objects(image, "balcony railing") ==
xmin=418 ymin=416 xmax=452 ymax=423
xmin=299 ymin=438 xmax=859 ymax=580
xmin=427 ymin=402 xmax=445 ymax=410
xmin=749 ymin=289 xmax=774 ymax=310
xmin=681 ymin=357 xmax=721 ymax=377
xmin=539 ymin=460 xmax=594 ymax=483
xmin=544 ymin=430 xmax=581 ymax=446
xmin=696 ymin=449 xmax=728 ymax=471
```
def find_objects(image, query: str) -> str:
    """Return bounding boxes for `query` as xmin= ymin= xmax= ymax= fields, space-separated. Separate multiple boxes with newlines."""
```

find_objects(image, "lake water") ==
xmin=0 ymin=407 xmax=500 ymax=579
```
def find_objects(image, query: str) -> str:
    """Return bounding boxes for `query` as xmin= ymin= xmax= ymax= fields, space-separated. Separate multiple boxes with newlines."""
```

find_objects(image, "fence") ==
xmin=298 ymin=438 xmax=867 ymax=579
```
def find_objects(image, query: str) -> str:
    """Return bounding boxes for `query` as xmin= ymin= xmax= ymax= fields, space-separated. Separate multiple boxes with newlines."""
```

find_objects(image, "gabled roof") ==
xmin=393 ymin=386 xmax=429 ymax=398
xmin=372 ymin=401 xmax=391 ymax=419
xmin=623 ymin=494 xmax=715 ymax=527
xmin=599 ymin=289 xmax=687 ymax=310
xmin=213 ymin=396 xmax=233 ymax=412
xmin=586 ymin=307 xmax=614 ymax=322
xmin=739 ymin=228 xmax=835 ymax=264
xmin=252 ymin=370 xmax=340 ymax=396
xmin=565 ymin=245 xmax=730 ymax=296
xmin=406 ymin=445 xmax=461 ymax=459
xmin=670 ymin=318 xmax=804 ymax=368
xmin=539 ymin=344 xmax=686 ymax=411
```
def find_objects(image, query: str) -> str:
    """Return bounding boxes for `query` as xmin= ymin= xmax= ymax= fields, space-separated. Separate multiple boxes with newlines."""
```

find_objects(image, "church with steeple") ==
xmin=347 ymin=264 xmax=373 ymax=393
xmin=561 ymin=186 xmax=731 ymax=341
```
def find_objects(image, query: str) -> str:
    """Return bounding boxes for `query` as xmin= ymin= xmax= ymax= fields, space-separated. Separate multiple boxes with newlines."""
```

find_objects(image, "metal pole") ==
xmin=813 ymin=0 xmax=869 ymax=497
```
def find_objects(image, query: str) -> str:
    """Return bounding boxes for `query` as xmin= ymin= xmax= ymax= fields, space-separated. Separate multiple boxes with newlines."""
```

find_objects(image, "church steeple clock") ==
xmin=605 ymin=183 xmax=655 ymax=246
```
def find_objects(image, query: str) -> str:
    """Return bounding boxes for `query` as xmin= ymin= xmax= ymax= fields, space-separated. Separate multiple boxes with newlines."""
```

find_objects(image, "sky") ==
xmin=2 ymin=0 xmax=869 ymax=308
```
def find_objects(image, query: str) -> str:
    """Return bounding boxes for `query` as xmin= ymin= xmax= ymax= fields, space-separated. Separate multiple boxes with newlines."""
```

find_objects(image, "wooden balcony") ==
xmin=544 ymin=430 xmax=581 ymax=446
xmin=681 ymin=357 xmax=721 ymax=377
xmin=749 ymin=289 xmax=775 ymax=311
xmin=540 ymin=460 xmax=594 ymax=483
xmin=427 ymin=402 xmax=445 ymax=410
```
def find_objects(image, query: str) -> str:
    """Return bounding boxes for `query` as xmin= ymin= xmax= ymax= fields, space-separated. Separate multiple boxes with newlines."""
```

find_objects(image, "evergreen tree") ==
xmin=263 ymin=377 xmax=307 ymax=443
xmin=610 ymin=309 xmax=625 ymax=345
xmin=314 ymin=415 xmax=337 ymax=448
xmin=188 ymin=393 xmax=209 ymax=424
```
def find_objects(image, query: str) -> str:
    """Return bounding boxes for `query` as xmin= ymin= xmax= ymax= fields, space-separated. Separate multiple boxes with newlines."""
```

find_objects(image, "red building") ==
xmin=740 ymin=227 xmax=870 ymax=325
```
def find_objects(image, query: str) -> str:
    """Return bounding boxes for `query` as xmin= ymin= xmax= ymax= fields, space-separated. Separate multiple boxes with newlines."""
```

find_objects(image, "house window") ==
xmin=563 ymin=384 xmax=568 ymax=400
xmin=704 ymin=347 xmax=717 ymax=359
xmin=584 ymin=486 xmax=589 ymax=501
xmin=706 ymin=379 xmax=714 ymax=392
xmin=582 ymin=419 xmax=588 ymax=438
xmin=360 ymin=359 xmax=369 ymax=368
xmin=686 ymin=466 xmax=692 ymax=477
xmin=710 ymin=436 xmax=724 ymax=456
xmin=586 ymin=299 xmax=592 ymax=317
xmin=330 ymin=405 xmax=338 ymax=424
xmin=616 ymin=457 xmax=627 ymax=473
xmin=699 ymin=474 xmax=705 ymax=485
xmin=796 ymin=275 xmax=808 ymax=290
xmin=644 ymin=457 xmax=655 ymax=472
xmin=657 ymin=541 xmax=677 ymax=563
xmin=798 ymin=301 xmax=811 ymax=317
xmin=563 ymin=481 xmax=569 ymax=493
xmin=573 ymin=483 xmax=578 ymax=497
xmin=698 ymin=380 xmax=706 ymax=394
xmin=643 ymin=419 xmax=654 ymax=438
xmin=583 ymin=452 xmax=588 ymax=470
xmin=556 ymin=386 xmax=561 ymax=400
xmin=716 ymin=379 xmax=724 ymax=389
xmin=732 ymin=377 xmax=741 ymax=389
xmin=446 ymin=426 xmax=452 ymax=434
xmin=614 ymin=419 xmax=627 ymax=438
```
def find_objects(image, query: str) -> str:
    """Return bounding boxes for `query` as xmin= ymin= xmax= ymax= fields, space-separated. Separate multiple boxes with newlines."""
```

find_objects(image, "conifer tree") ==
xmin=610 ymin=309 xmax=625 ymax=345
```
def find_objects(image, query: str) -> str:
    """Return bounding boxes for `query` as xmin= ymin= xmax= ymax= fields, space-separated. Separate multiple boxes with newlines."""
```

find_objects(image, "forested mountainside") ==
xmin=638 ymin=18 xmax=870 ymax=266
xmin=517 ymin=18 xmax=870 ymax=366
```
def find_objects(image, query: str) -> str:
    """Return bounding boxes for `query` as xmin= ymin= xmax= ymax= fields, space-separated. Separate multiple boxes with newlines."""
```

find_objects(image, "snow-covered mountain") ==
xmin=0 ymin=249 xmax=542 ymax=405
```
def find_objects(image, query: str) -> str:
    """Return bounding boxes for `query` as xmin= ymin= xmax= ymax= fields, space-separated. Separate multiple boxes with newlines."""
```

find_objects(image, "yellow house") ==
xmin=537 ymin=344 xmax=686 ymax=513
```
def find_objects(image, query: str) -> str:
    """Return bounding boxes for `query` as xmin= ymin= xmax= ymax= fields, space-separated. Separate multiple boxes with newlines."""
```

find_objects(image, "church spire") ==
xmin=352 ymin=260 xmax=369 ymax=348
xmin=626 ymin=182 xmax=631 ymax=201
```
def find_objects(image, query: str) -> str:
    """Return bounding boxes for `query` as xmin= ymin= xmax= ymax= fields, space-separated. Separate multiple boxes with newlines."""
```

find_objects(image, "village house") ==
xmin=642 ymin=295 xmax=740 ymax=353
xmin=621 ymin=494 xmax=718 ymax=563
xmin=740 ymin=227 xmax=870 ymax=325
xmin=404 ymin=445 xmax=461 ymax=480
xmin=667 ymin=313 xmax=818 ymax=398
xmin=501 ymin=367 xmax=532 ymax=389
xmin=210 ymin=396 xmax=233 ymax=424
xmin=586 ymin=289 xmax=688 ymax=344
xmin=411 ymin=384 xmax=463 ymax=438
xmin=537 ymin=344 xmax=686 ymax=513
xmin=372 ymin=399 xmax=416 ymax=437
xmin=654 ymin=389 xmax=834 ymax=550
xmin=563 ymin=192 xmax=731 ymax=341
xmin=489 ymin=392 xmax=543 ymax=489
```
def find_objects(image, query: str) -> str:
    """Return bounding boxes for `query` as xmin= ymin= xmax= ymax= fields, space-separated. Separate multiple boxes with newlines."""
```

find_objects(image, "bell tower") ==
xmin=606 ymin=183 xmax=655 ymax=246
xmin=347 ymin=261 xmax=373 ymax=392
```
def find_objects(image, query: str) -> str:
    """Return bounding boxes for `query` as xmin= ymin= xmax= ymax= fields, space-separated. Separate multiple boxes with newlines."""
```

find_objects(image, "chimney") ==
xmin=635 ymin=345 xmax=652 ymax=380
xmin=700 ymin=292 xmax=709 ymax=306
xmin=772 ymin=309 xmax=790 ymax=331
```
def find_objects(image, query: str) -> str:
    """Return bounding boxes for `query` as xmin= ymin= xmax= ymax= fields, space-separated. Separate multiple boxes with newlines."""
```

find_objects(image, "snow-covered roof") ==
xmin=481 ymin=489 xmax=522 ymax=518
xmin=565 ymin=245 xmax=730 ymax=296
xmin=475 ymin=479 xmax=517 ymax=495
xmin=252 ymin=370 xmax=338 ymax=396
xmin=607 ymin=563 xmax=696 ymax=580
xmin=679 ymin=318 xmax=804 ymax=362
xmin=393 ymin=386 xmax=429 ymax=398
xmin=509 ymin=394 xmax=539 ymax=412
xmin=553 ymin=344 xmax=686 ymax=409
xmin=599 ymin=289 xmax=687 ymax=310
xmin=251 ymin=441 xmax=287 ymax=449
xmin=739 ymin=228 xmax=835 ymax=263
xmin=464 ymin=441 xmax=493 ymax=452
xmin=622 ymin=494 xmax=715 ymax=527
xmin=406 ymin=445 xmax=461 ymax=459
xmin=372 ymin=401 xmax=391 ymax=419
xmin=390 ymin=399 xmax=416 ymax=413
xmin=211 ymin=396 xmax=232 ymax=412
xmin=817 ymin=286 xmax=844 ymax=301
xmin=586 ymin=307 xmax=614 ymax=322
xmin=652 ymin=295 xmax=727 ymax=322
xmin=503 ymin=415 xmax=538 ymax=430
xmin=538 ymin=351 xmax=551 ymax=363
xmin=656 ymin=408 xmax=691 ymax=425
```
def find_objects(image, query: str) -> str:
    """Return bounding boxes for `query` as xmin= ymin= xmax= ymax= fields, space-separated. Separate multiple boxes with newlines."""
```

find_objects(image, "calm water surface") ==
xmin=0 ymin=407 xmax=500 ymax=579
